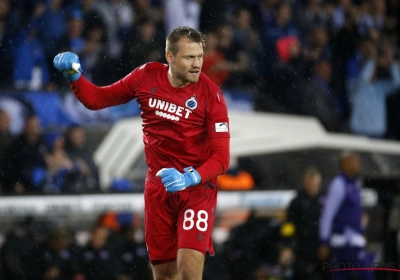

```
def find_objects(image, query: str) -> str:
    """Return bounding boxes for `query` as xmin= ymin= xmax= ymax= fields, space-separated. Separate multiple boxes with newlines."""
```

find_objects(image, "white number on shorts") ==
xmin=183 ymin=209 xmax=208 ymax=232
xmin=183 ymin=209 xmax=195 ymax=230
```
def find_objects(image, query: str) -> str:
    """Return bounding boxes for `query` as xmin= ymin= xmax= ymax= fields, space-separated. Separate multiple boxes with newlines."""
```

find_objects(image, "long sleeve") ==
xmin=319 ymin=178 xmax=346 ymax=244
xmin=357 ymin=59 xmax=375 ymax=85
xmin=70 ymin=75 xmax=136 ymax=110
xmin=197 ymin=137 xmax=230 ymax=183
xmin=384 ymin=63 xmax=400 ymax=96
xmin=391 ymin=63 xmax=400 ymax=84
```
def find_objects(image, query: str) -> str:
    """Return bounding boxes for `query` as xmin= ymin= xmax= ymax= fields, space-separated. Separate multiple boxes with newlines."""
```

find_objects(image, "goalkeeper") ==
xmin=53 ymin=26 xmax=230 ymax=280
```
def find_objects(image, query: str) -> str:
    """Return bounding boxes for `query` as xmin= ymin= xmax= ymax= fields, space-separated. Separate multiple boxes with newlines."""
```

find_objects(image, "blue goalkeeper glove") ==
xmin=156 ymin=167 xmax=201 ymax=193
xmin=53 ymin=52 xmax=82 ymax=82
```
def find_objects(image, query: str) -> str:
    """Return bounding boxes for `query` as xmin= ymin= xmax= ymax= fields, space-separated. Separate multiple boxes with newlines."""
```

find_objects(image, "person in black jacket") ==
xmin=77 ymin=224 xmax=126 ymax=280
xmin=118 ymin=224 xmax=153 ymax=280
xmin=0 ymin=115 xmax=47 ymax=194
xmin=28 ymin=226 xmax=82 ymax=280
xmin=279 ymin=167 xmax=325 ymax=280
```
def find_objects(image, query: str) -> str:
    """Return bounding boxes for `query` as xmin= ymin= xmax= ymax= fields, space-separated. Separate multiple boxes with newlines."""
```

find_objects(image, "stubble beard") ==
xmin=177 ymin=70 xmax=199 ymax=85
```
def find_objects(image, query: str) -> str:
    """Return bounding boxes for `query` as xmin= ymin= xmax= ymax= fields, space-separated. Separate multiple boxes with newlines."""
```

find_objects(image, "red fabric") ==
xmin=196 ymin=137 xmax=229 ymax=183
xmin=276 ymin=36 xmax=300 ymax=62
xmin=69 ymin=62 xmax=230 ymax=184
xmin=144 ymin=179 xmax=216 ymax=262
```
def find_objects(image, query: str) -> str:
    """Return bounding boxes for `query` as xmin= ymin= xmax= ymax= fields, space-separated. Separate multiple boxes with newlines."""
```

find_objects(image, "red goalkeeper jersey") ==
xmin=70 ymin=62 xmax=230 ymax=185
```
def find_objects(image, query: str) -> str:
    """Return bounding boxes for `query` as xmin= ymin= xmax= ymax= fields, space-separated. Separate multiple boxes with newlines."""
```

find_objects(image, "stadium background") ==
xmin=1 ymin=0 xmax=400 ymax=279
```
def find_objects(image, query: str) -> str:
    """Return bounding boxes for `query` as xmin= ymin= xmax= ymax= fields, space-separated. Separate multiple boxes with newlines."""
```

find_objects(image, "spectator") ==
xmin=256 ymin=35 xmax=306 ymax=114
xmin=0 ymin=95 xmax=33 ymax=135
xmin=0 ymin=115 xmax=47 ymax=194
xmin=0 ymin=217 xmax=36 ymax=280
xmin=64 ymin=124 xmax=99 ymax=191
xmin=163 ymin=0 xmax=202 ymax=34
xmin=0 ymin=109 xmax=12 ymax=161
xmin=131 ymin=0 xmax=164 ymax=30
xmin=303 ymin=27 xmax=332 ymax=73
xmin=216 ymin=22 xmax=251 ymax=89
xmin=78 ymin=225 xmax=125 ymax=280
xmin=330 ymin=9 xmax=361 ymax=120
xmin=0 ymin=0 xmax=19 ymax=88
xmin=121 ymin=18 xmax=164 ymax=74
xmin=44 ymin=131 xmax=91 ymax=193
xmin=349 ymin=39 xmax=400 ymax=137
xmin=37 ymin=0 xmax=68 ymax=62
xmin=260 ymin=1 xmax=302 ymax=76
xmin=279 ymin=167 xmax=325 ymax=280
xmin=318 ymin=151 xmax=375 ymax=280
xmin=221 ymin=211 xmax=282 ymax=280
xmin=12 ymin=3 xmax=51 ymax=91
xmin=95 ymin=0 xmax=134 ymax=60
xmin=345 ymin=36 xmax=377 ymax=94
xmin=257 ymin=0 xmax=279 ymax=28
xmin=358 ymin=0 xmax=386 ymax=33
xmin=232 ymin=7 xmax=263 ymax=81
xmin=294 ymin=0 xmax=329 ymax=35
xmin=52 ymin=9 xmax=87 ymax=87
xmin=80 ymin=0 xmax=107 ymax=34
xmin=28 ymin=226 xmax=82 ymax=280
xmin=331 ymin=0 xmax=353 ymax=32
xmin=85 ymin=0 xmax=135 ymax=83
xmin=301 ymin=60 xmax=342 ymax=131
xmin=0 ymin=109 xmax=12 ymax=192
xmin=81 ymin=23 xmax=107 ymax=84
xmin=118 ymin=223 xmax=153 ymax=280
xmin=202 ymin=31 xmax=230 ymax=87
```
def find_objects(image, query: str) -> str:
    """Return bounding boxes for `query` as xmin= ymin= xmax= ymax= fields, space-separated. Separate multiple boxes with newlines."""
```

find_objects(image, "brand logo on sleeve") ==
xmin=215 ymin=122 xmax=229 ymax=132
xmin=185 ymin=96 xmax=198 ymax=110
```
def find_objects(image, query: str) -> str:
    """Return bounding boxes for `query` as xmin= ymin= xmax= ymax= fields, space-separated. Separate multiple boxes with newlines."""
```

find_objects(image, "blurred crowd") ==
xmin=0 ymin=212 xmax=153 ymax=280
xmin=0 ymin=152 xmax=378 ymax=280
xmin=0 ymin=0 xmax=399 ymax=192
xmin=0 ymin=0 xmax=399 ymax=137
xmin=0 ymin=1 xmax=396 ymax=278
xmin=0 ymin=113 xmax=100 ymax=194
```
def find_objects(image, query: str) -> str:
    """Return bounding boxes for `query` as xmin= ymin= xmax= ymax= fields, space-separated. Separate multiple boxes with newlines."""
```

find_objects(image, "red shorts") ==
xmin=144 ymin=177 xmax=217 ymax=264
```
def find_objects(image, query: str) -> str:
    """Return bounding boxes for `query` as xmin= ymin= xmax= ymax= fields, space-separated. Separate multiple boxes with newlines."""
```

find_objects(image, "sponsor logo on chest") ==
xmin=148 ymin=97 xmax=197 ymax=121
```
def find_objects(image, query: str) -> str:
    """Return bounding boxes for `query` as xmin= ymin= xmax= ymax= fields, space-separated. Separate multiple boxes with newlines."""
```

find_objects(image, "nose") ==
xmin=193 ymin=57 xmax=201 ymax=68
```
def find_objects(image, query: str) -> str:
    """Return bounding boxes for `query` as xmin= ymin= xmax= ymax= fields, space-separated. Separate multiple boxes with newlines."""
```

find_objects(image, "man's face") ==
xmin=0 ymin=111 xmax=10 ymax=131
xmin=303 ymin=173 xmax=321 ymax=197
xmin=167 ymin=38 xmax=203 ymax=87
xmin=341 ymin=153 xmax=361 ymax=177
xmin=24 ymin=116 xmax=41 ymax=139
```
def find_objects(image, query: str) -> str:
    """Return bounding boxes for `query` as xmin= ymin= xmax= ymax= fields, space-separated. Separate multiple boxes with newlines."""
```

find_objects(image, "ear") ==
xmin=165 ymin=51 xmax=173 ymax=64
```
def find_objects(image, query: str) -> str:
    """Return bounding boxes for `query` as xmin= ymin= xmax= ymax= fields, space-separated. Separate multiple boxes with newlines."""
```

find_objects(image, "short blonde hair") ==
xmin=166 ymin=26 xmax=206 ymax=55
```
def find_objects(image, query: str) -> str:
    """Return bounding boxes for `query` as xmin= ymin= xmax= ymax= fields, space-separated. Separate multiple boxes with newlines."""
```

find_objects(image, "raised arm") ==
xmin=53 ymin=52 xmax=137 ymax=110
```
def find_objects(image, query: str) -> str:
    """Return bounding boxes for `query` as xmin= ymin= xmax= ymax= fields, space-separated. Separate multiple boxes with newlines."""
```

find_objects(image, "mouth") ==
xmin=189 ymin=70 xmax=200 ymax=76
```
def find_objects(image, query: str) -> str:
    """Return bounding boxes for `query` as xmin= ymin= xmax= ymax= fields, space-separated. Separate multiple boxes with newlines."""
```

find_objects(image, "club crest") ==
xmin=185 ymin=96 xmax=198 ymax=110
